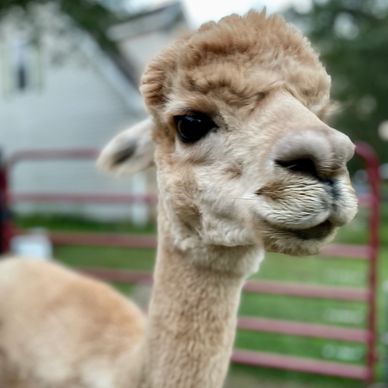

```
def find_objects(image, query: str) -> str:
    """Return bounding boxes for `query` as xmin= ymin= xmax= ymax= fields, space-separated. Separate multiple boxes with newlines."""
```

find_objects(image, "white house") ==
xmin=0 ymin=1 xmax=185 ymax=223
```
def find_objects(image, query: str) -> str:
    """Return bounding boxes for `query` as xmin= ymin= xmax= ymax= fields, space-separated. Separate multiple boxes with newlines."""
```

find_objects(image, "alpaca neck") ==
xmin=135 ymin=208 xmax=263 ymax=388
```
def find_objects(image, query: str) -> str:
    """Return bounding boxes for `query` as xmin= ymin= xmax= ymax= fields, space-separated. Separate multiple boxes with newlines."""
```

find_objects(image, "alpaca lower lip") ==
xmin=263 ymin=219 xmax=334 ymax=241
xmin=287 ymin=220 xmax=334 ymax=240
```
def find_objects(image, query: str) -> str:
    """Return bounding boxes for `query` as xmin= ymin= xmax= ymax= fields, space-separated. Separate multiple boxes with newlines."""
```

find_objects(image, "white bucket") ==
xmin=10 ymin=228 xmax=53 ymax=260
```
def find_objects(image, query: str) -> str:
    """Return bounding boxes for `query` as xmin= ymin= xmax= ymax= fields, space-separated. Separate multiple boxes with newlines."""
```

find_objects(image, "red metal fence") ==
xmin=0 ymin=143 xmax=381 ymax=383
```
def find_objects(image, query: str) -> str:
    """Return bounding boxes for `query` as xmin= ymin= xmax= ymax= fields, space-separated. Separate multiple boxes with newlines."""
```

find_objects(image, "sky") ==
xmin=128 ymin=0 xmax=312 ymax=28
xmin=181 ymin=0 xmax=312 ymax=28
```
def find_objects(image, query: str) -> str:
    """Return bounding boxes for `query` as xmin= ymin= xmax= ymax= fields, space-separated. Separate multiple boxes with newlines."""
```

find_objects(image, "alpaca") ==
xmin=0 ymin=11 xmax=358 ymax=388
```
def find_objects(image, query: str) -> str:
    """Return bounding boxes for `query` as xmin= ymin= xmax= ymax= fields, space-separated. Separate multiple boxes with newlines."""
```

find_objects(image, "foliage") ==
xmin=287 ymin=0 xmax=388 ymax=167
xmin=0 ymin=0 xmax=122 ymax=53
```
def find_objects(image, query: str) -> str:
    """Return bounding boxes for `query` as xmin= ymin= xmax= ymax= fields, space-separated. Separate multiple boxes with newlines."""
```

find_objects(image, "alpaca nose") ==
xmin=273 ymin=128 xmax=355 ymax=180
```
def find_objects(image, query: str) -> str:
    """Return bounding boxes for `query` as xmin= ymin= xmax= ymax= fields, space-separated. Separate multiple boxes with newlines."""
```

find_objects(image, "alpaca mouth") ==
xmin=280 ymin=220 xmax=334 ymax=241
xmin=263 ymin=218 xmax=335 ymax=242
xmin=261 ymin=218 xmax=337 ymax=255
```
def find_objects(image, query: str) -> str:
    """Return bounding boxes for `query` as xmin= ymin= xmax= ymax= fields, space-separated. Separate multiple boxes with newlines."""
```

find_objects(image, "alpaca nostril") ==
xmin=276 ymin=157 xmax=319 ymax=180
xmin=321 ymin=178 xmax=340 ymax=200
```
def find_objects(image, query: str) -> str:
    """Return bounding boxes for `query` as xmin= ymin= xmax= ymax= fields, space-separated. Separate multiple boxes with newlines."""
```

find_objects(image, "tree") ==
xmin=0 ymin=0 xmax=139 ymax=85
xmin=0 ymin=0 xmax=122 ymax=53
xmin=287 ymin=0 xmax=388 ymax=168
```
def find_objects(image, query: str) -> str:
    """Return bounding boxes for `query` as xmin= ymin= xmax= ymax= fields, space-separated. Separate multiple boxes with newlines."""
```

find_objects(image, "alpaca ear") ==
xmin=97 ymin=118 xmax=155 ymax=176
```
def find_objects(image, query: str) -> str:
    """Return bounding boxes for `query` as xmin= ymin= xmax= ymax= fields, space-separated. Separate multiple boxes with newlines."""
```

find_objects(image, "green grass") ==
xmin=14 ymin=209 xmax=388 ymax=387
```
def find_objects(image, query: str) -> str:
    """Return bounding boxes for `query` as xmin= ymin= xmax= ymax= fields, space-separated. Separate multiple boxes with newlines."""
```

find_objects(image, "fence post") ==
xmin=0 ymin=151 xmax=11 ymax=254
xmin=356 ymin=142 xmax=381 ymax=384
xmin=384 ymin=281 xmax=388 ymax=385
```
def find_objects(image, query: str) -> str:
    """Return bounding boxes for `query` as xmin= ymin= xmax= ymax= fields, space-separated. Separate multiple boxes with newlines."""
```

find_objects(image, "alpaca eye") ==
xmin=174 ymin=113 xmax=217 ymax=144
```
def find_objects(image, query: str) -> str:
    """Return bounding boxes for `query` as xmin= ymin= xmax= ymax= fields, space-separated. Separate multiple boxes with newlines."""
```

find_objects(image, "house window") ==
xmin=13 ymin=39 xmax=29 ymax=91
xmin=1 ymin=35 xmax=43 ymax=97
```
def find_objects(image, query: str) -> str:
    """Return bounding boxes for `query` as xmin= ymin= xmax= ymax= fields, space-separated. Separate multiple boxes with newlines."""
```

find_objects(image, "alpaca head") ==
xmin=99 ymin=11 xmax=357 ymax=260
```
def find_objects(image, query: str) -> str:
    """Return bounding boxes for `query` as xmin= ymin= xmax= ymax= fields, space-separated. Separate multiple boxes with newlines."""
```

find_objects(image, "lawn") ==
xmin=15 ymin=204 xmax=388 ymax=387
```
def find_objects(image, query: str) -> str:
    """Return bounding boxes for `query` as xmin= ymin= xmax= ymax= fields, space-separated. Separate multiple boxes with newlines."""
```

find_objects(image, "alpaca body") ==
xmin=0 ymin=258 xmax=145 ymax=388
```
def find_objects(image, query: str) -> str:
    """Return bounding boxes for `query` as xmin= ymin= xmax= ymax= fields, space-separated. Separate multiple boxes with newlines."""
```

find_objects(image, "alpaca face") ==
xmin=150 ymin=87 xmax=357 ymax=256
xmin=99 ymin=89 xmax=357 ymax=258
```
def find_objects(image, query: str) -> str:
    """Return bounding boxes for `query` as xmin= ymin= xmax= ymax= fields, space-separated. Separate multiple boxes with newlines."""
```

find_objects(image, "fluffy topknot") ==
xmin=141 ymin=10 xmax=331 ymax=118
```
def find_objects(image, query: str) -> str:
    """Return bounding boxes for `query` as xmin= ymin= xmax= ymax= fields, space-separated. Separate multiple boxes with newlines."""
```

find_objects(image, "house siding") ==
xmin=0 ymin=26 xmax=154 ymax=223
